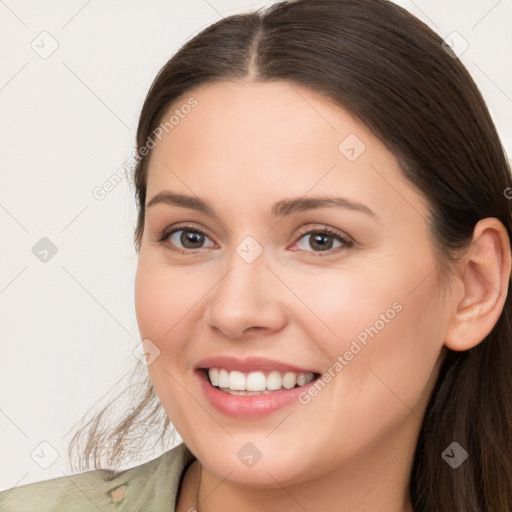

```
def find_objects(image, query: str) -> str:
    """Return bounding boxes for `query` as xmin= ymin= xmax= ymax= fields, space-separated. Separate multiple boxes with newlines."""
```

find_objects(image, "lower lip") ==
xmin=196 ymin=370 xmax=319 ymax=418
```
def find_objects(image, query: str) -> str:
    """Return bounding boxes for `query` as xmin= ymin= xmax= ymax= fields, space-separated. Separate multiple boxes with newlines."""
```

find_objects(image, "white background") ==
xmin=1 ymin=0 xmax=511 ymax=491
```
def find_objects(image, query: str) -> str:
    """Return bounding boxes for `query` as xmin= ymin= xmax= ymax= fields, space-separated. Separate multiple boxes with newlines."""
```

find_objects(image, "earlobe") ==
xmin=444 ymin=218 xmax=511 ymax=352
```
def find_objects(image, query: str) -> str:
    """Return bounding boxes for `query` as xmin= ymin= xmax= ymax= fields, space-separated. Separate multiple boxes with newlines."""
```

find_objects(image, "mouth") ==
xmin=194 ymin=365 xmax=323 ymax=418
xmin=197 ymin=367 xmax=322 ymax=395
xmin=193 ymin=355 xmax=323 ymax=417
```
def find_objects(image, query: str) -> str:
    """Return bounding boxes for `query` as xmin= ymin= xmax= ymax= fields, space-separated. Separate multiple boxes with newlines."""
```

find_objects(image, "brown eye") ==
xmin=158 ymin=226 xmax=216 ymax=252
xmin=292 ymin=227 xmax=354 ymax=255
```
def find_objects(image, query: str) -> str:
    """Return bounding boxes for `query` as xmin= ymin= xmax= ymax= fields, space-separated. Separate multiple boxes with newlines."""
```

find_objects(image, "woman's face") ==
xmin=135 ymin=80 xmax=450 ymax=487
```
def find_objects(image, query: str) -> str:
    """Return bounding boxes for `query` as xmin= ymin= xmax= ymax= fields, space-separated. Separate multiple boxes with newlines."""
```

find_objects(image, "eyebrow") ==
xmin=146 ymin=191 xmax=378 ymax=219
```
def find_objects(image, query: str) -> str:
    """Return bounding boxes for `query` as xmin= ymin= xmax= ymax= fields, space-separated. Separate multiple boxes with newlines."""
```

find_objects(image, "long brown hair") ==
xmin=68 ymin=1 xmax=512 ymax=509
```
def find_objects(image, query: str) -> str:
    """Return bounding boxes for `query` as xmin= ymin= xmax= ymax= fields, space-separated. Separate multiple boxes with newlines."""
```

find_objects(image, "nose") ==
xmin=204 ymin=251 xmax=287 ymax=340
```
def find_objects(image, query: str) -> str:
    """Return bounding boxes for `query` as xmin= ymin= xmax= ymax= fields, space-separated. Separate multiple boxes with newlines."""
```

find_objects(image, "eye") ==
xmin=291 ymin=226 xmax=354 ymax=255
xmin=155 ymin=223 xmax=354 ymax=256
xmin=156 ymin=224 xmax=216 ymax=253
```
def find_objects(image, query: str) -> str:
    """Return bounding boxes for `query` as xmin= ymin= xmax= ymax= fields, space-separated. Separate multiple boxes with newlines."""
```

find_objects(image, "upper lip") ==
xmin=195 ymin=356 xmax=320 ymax=374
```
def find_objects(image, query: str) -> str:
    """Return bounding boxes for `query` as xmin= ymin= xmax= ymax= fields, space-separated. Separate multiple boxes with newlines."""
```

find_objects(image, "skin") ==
xmin=134 ymin=80 xmax=511 ymax=512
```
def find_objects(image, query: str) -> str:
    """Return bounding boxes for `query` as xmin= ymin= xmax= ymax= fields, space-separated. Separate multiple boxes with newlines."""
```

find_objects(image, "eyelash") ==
xmin=155 ymin=223 xmax=354 ymax=256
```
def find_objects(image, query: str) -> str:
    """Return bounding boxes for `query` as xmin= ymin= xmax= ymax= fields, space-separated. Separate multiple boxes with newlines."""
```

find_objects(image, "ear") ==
xmin=444 ymin=217 xmax=511 ymax=351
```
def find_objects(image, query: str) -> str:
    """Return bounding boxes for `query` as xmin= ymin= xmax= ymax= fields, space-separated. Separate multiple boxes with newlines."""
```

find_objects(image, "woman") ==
xmin=1 ymin=0 xmax=511 ymax=510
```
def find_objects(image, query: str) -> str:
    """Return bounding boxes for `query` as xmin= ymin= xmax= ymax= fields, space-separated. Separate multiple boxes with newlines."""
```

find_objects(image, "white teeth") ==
xmin=267 ymin=371 xmax=282 ymax=390
xmin=229 ymin=371 xmax=246 ymax=390
xmin=207 ymin=368 xmax=315 ymax=392
xmin=209 ymin=368 xmax=219 ymax=387
xmin=296 ymin=373 xmax=306 ymax=386
xmin=218 ymin=369 xmax=230 ymax=388
xmin=246 ymin=371 xmax=267 ymax=391
xmin=282 ymin=372 xmax=297 ymax=389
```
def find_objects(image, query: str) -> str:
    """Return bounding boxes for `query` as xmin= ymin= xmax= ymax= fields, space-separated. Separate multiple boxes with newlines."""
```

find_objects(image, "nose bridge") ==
xmin=213 ymin=239 xmax=269 ymax=313
xmin=205 ymin=237 xmax=285 ymax=338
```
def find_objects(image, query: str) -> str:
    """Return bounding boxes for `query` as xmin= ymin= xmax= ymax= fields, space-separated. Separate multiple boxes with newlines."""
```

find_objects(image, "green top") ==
xmin=0 ymin=442 xmax=196 ymax=511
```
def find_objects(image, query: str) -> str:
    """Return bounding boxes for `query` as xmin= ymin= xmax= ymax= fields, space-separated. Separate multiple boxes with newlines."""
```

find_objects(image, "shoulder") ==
xmin=0 ymin=442 xmax=196 ymax=512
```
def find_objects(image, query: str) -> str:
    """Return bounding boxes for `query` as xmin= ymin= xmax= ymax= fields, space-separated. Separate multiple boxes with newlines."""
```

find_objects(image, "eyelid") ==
xmin=293 ymin=224 xmax=353 ymax=245
xmin=155 ymin=222 xmax=215 ymax=247
xmin=155 ymin=222 xmax=354 ymax=255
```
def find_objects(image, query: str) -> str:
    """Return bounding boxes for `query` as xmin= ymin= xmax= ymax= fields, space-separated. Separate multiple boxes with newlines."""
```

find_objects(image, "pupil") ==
xmin=311 ymin=233 xmax=333 ymax=251
xmin=182 ymin=230 xmax=204 ymax=248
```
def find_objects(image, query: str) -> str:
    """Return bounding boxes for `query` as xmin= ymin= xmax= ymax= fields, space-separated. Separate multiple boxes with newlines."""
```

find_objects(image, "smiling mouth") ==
xmin=199 ymin=368 xmax=322 ymax=395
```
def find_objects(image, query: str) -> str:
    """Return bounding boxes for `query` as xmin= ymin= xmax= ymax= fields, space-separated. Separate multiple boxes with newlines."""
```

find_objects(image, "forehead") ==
xmin=144 ymin=80 xmax=430 ymax=224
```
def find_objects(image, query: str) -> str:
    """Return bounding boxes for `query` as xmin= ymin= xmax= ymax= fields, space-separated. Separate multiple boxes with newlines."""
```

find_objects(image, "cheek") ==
xmin=281 ymin=262 xmax=402 ymax=349
xmin=134 ymin=258 xmax=193 ymax=398
xmin=134 ymin=264 xmax=169 ymax=344
xmin=297 ymin=253 xmax=444 ymax=405
xmin=134 ymin=257 xmax=199 ymax=422
xmin=134 ymin=254 xmax=219 ymax=406
xmin=134 ymin=255 xmax=202 ymax=343
xmin=325 ymin=271 xmax=443 ymax=425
